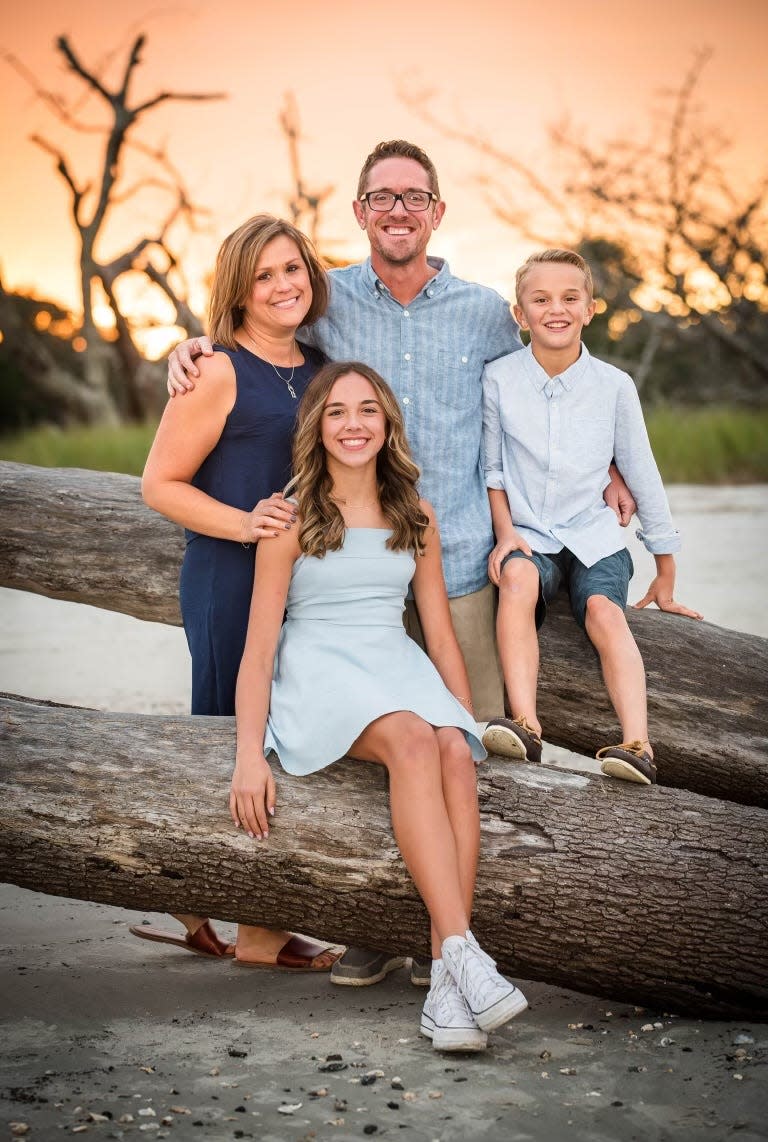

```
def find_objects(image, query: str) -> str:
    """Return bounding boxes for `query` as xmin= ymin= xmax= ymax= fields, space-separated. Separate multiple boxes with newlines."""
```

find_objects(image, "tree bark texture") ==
xmin=1 ymin=462 xmax=766 ymax=807
xmin=1 ymin=695 xmax=765 ymax=1020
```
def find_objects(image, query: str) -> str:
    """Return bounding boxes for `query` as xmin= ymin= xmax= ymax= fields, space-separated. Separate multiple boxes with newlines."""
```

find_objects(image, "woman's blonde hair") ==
xmin=289 ymin=361 xmax=430 ymax=558
xmin=208 ymin=214 xmax=329 ymax=348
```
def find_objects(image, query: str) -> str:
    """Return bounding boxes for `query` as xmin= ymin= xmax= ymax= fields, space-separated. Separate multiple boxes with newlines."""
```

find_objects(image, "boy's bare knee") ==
xmin=585 ymin=593 xmax=626 ymax=631
xmin=498 ymin=559 xmax=538 ymax=605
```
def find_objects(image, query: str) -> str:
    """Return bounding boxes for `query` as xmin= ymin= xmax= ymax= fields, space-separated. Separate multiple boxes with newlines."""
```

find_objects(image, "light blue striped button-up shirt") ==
xmin=482 ymin=344 xmax=680 ymax=567
xmin=301 ymin=257 xmax=523 ymax=596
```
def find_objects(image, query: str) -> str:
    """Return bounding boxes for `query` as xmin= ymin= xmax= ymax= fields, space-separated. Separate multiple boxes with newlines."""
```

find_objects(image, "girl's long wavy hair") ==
xmin=288 ymin=361 xmax=430 ymax=558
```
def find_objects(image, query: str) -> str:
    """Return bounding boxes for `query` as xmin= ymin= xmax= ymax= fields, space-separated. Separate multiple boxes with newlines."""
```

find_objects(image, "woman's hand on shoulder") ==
xmin=230 ymin=750 xmax=276 ymax=839
xmin=243 ymin=493 xmax=298 ymax=544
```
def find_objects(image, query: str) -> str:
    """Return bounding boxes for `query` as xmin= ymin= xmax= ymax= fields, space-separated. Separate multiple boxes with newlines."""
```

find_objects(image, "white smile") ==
xmin=273 ymin=297 xmax=299 ymax=309
xmin=383 ymin=227 xmax=412 ymax=236
xmin=544 ymin=320 xmax=570 ymax=329
xmin=339 ymin=437 xmax=369 ymax=449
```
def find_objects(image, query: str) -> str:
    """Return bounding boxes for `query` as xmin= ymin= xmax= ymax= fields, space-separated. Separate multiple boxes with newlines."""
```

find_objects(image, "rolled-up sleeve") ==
xmin=613 ymin=376 xmax=681 ymax=554
xmin=482 ymin=365 xmax=506 ymax=490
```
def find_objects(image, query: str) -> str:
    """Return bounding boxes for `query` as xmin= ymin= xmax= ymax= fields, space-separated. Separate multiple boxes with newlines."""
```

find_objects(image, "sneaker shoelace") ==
xmin=449 ymin=939 xmax=508 ymax=1007
xmin=598 ymin=740 xmax=648 ymax=758
xmin=512 ymin=716 xmax=541 ymax=744
xmin=430 ymin=964 xmax=476 ymax=1023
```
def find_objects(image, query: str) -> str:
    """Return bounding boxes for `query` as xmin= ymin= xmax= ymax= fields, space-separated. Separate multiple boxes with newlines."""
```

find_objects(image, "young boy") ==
xmin=480 ymin=249 xmax=702 ymax=784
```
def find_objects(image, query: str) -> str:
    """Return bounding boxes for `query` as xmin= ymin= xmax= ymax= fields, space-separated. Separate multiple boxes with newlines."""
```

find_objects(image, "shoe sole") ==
xmin=330 ymin=955 xmax=406 ymax=986
xmin=410 ymin=958 xmax=432 ymax=987
xmin=420 ymin=1017 xmax=487 ymax=1052
xmin=600 ymin=758 xmax=653 ymax=785
xmin=473 ymin=989 xmax=529 ymax=1032
xmin=482 ymin=725 xmax=528 ymax=760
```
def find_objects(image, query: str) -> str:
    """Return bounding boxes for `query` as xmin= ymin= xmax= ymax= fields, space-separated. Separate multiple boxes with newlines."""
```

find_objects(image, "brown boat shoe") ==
xmin=482 ymin=716 xmax=543 ymax=764
xmin=597 ymin=741 xmax=657 ymax=785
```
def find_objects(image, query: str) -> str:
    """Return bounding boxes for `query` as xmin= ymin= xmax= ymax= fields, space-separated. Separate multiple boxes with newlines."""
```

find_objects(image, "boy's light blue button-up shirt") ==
xmin=301 ymin=257 xmax=523 ymax=596
xmin=482 ymin=343 xmax=680 ymax=567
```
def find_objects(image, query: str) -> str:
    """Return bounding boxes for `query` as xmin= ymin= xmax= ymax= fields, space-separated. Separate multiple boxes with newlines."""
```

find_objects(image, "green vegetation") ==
xmin=1 ymin=407 xmax=766 ymax=483
xmin=0 ymin=422 xmax=158 ymax=476
xmin=646 ymin=406 xmax=768 ymax=484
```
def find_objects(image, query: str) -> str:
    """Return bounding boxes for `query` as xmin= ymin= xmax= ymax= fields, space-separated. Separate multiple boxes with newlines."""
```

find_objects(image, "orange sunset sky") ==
xmin=1 ymin=0 xmax=766 ymax=354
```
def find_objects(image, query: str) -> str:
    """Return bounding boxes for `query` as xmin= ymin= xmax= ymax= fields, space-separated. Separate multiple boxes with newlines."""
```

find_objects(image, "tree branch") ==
xmin=56 ymin=35 xmax=112 ymax=105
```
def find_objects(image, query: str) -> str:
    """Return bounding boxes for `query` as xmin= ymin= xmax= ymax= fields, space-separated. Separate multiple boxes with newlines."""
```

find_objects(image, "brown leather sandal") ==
xmin=235 ymin=933 xmax=343 ymax=972
xmin=129 ymin=920 xmax=235 ymax=958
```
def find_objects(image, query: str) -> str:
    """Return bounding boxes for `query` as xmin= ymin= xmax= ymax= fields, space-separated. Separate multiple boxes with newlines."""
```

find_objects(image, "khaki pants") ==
xmin=404 ymin=582 xmax=505 ymax=721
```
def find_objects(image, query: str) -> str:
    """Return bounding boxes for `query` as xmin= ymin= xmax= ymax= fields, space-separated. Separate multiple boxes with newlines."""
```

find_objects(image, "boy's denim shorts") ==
xmin=500 ymin=546 xmax=634 ymax=629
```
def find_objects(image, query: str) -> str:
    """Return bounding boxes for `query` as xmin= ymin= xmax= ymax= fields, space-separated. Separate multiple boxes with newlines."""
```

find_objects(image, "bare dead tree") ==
xmin=401 ymin=53 xmax=768 ymax=399
xmin=279 ymin=91 xmax=335 ymax=244
xmin=4 ymin=34 xmax=224 ymax=423
xmin=278 ymin=92 xmax=348 ymax=265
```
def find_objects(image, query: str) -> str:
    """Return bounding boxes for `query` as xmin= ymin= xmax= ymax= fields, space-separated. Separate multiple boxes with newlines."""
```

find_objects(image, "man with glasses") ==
xmin=166 ymin=139 xmax=633 ymax=988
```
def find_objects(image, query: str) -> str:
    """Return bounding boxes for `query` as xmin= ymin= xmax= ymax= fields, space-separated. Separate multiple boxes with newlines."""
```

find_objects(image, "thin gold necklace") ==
xmin=241 ymin=330 xmax=298 ymax=399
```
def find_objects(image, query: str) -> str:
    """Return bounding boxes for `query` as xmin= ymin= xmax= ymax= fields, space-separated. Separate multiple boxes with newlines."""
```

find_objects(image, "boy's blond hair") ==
xmin=515 ymin=248 xmax=593 ymax=301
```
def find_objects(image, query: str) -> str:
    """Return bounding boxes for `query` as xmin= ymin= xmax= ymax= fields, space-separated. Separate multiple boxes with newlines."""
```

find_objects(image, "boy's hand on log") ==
xmin=230 ymin=754 xmax=276 ymax=839
xmin=167 ymin=336 xmax=214 ymax=396
xmin=242 ymin=493 xmax=297 ymax=542
xmin=633 ymin=575 xmax=703 ymax=620
xmin=488 ymin=533 xmax=532 ymax=586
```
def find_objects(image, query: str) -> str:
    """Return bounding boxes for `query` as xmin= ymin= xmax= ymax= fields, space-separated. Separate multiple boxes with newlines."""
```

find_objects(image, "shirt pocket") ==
xmin=436 ymin=350 xmax=482 ymax=410
xmin=570 ymin=416 xmax=614 ymax=463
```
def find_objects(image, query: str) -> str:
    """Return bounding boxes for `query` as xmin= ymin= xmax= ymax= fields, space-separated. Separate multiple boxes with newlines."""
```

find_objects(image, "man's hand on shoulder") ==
xmin=167 ymin=335 xmax=215 ymax=396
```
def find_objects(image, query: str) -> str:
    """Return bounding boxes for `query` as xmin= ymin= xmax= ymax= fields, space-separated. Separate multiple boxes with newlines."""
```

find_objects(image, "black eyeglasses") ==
xmin=358 ymin=190 xmax=439 ymax=212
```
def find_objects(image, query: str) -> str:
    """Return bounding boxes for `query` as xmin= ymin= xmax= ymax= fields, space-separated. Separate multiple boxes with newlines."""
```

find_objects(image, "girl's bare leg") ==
xmin=428 ymin=727 xmax=480 ymax=956
xmin=349 ymin=712 xmax=473 ymax=950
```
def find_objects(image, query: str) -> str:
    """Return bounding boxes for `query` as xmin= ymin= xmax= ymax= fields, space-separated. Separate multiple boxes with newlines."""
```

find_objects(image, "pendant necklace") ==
xmin=242 ymin=330 xmax=298 ymax=399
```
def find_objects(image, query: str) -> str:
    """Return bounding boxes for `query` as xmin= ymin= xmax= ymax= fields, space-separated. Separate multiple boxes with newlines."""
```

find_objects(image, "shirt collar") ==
xmin=522 ymin=341 xmax=591 ymax=391
xmin=362 ymin=255 xmax=452 ymax=300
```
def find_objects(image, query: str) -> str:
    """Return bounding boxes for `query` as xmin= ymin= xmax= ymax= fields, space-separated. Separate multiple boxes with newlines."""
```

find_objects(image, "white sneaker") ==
xmin=420 ymin=960 xmax=487 ymax=1052
xmin=441 ymin=931 xmax=528 ymax=1032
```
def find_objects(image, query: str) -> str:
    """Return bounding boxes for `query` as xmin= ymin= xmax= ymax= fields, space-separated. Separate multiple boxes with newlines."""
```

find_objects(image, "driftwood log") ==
xmin=1 ymin=694 xmax=766 ymax=1020
xmin=1 ymin=461 xmax=766 ymax=806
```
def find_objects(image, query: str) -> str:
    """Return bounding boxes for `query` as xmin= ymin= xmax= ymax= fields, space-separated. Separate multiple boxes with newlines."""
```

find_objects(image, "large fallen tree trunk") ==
xmin=1 ymin=694 xmax=766 ymax=1019
xmin=1 ymin=461 xmax=766 ymax=807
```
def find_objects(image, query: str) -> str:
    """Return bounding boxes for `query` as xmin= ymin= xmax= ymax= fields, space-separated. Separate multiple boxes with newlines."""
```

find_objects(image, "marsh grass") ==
xmin=0 ymin=422 xmax=157 ymax=476
xmin=1 ymin=407 xmax=766 ymax=483
xmin=647 ymin=406 xmax=768 ymax=484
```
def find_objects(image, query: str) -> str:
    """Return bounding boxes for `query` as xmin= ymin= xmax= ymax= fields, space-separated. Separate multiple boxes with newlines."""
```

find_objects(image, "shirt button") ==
xmin=403 ymin=310 xmax=410 ymax=317
xmin=461 ymin=355 xmax=468 ymax=363
xmin=403 ymin=397 xmax=411 ymax=405
xmin=426 ymin=289 xmax=433 ymax=297
xmin=404 ymin=353 xmax=411 ymax=361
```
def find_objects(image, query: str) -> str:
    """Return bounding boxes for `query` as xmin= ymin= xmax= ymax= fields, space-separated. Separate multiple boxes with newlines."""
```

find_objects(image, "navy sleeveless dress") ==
xmin=179 ymin=341 xmax=325 ymax=715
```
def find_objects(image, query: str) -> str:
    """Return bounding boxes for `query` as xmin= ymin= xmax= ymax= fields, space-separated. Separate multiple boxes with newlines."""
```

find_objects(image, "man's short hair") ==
xmin=357 ymin=140 xmax=441 ymax=198
xmin=515 ymin=248 xmax=594 ymax=300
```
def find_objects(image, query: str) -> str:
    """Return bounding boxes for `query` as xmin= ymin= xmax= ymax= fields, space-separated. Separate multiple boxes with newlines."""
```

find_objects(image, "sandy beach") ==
xmin=2 ymin=485 xmax=767 ymax=1140
xmin=1 ymin=885 xmax=766 ymax=1141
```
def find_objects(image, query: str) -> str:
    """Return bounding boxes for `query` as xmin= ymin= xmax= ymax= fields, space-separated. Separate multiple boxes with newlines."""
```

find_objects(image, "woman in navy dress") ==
xmin=136 ymin=215 xmax=339 ymax=970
